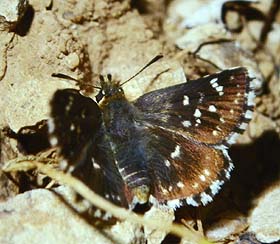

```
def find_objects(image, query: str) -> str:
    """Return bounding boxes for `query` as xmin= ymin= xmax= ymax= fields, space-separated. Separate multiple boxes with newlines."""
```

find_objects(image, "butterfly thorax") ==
xmin=99 ymin=80 xmax=151 ymax=205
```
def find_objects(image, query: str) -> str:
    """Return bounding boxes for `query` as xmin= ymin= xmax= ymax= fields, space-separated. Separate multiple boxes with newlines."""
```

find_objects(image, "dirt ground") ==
xmin=0 ymin=0 xmax=280 ymax=243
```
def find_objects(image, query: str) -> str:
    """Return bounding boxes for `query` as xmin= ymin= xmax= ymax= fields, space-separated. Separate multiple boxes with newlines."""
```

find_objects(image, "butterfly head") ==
xmin=96 ymin=74 xmax=124 ymax=103
xmin=95 ymin=55 xmax=163 ymax=104
xmin=95 ymin=55 xmax=164 ymax=104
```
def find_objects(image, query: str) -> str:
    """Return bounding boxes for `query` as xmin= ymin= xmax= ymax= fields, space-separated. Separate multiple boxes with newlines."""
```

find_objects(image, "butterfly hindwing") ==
xmin=144 ymin=126 xmax=233 ymax=207
xmin=72 ymin=129 xmax=130 ymax=207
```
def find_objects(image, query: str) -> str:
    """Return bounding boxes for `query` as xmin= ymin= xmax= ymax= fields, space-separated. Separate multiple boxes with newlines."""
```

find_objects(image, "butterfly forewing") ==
xmin=134 ymin=67 xmax=254 ymax=145
xmin=48 ymin=89 xmax=129 ymax=207
xmin=48 ymin=89 xmax=102 ymax=167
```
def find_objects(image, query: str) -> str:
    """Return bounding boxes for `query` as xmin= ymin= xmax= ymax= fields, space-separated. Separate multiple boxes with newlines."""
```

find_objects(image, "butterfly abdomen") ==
xmin=101 ymin=97 xmax=151 ymax=204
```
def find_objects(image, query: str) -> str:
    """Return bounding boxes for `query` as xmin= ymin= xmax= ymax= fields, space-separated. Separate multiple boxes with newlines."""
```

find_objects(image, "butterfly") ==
xmin=48 ymin=55 xmax=255 ymax=209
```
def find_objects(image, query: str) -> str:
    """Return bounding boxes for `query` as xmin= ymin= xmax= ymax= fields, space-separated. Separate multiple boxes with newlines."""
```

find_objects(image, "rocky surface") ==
xmin=0 ymin=0 xmax=279 ymax=243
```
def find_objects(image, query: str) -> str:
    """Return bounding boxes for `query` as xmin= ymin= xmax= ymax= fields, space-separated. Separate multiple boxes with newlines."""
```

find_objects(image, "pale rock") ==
xmin=144 ymin=206 xmax=175 ymax=244
xmin=205 ymin=212 xmax=248 ymax=241
xmin=0 ymin=0 xmax=28 ymax=30
xmin=248 ymin=184 xmax=280 ymax=243
xmin=0 ymin=187 xmax=113 ymax=244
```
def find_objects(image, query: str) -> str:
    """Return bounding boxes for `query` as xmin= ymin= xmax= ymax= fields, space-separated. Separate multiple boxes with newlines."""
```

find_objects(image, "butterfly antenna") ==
xmin=120 ymin=54 xmax=163 ymax=86
xmin=51 ymin=73 xmax=101 ymax=89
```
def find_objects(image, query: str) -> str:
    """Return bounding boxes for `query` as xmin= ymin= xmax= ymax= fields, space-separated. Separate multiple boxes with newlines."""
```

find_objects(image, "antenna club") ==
xmin=120 ymin=54 xmax=164 ymax=86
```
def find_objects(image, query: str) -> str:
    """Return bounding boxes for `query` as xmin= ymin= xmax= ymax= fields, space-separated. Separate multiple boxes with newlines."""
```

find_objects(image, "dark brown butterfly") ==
xmin=48 ymin=56 xmax=255 ymax=209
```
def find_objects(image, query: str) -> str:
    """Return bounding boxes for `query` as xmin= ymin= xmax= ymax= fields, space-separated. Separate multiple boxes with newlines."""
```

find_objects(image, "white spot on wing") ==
xmin=50 ymin=136 xmax=58 ymax=146
xmin=167 ymin=199 xmax=182 ymax=209
xmin=194 ymin=109 xmax=201 ymax=117
xmin=210 ymin=180 xmax=224 ymax=195
xmin=192 ymin=182 xmax=199 ymax=188
xmin=103 ymin=212 xmax=112 ymax=220
xmin=210 ymin=78 xmax=225 ymax=95
xmin=149 ymin=195 xmax=159 ymax=206
xmin=48 ymin=118 xmax=55 ymax=133
xmin=229 ymin=162 xmax=234 ymax=171
xmin=224 ymin=162 xmax=234 ymax=180
xmin=177 ymin=181 xmax=184 ymax=188
xmin=212 ymin=130 xmax=218 ymax=136
xmin=216 ymin=86 xmax=223 ymax=92
xmin=244 ymin=110 xmax=253 ymax=119
xmin=65 ymin=104 xmax=71 ymax=112
xmin=239 ymin=122 xmax=247 ymax=130
xmin=183 ymin=95 xmax=189 ymax=106
xmin=225 ymin=169 xmax=231 ymax=179
xmin=198 ymin=92 xmax=204 ymax=103
xmin=119 ymin=167 xmax=125 ymax=173
xmin=212 ymin=82 xmax=218 ymax=88
xmin=182 ymin=120 xmax=191 ymax=127
xmin=195 ymin=118 xmax=201 ymax=125
xmin=70 ymin=123 xmax=75 ymax=131
xmin=227 ymin=132 xmax=240 ymax=144
xmin=249 ymin=79 xmax=257 ymax=89
xmin=247 ymin=91 xmax=255 ymax=106
xmin=164 ymin=160 xmax=171 ymax=167
xmin=199 ymin=174 xmax=206 ymax=182
xmin=200 ymin=192 xmax=213 ymax=205
xmin=92 ymin=158 xmax=101 ymax=169
xmin=94 ymin=209 xmax=102 ymax=218
xmin=216 ymin=126 xmax=222 ymax=131
xmin=208 ymin=105 xmax=217 ymax=112
xmin=215 ymin=144 xmax=230 ymax=161
xmin=203 ymin=169 xmax=210 ymax=176
xmin=210 ymin=78 xmax=218 ymax=85
xmin=171 ymin=145 xmax=181 ymax=159
xmin=186 ymin=196 xmax=199 ymax=206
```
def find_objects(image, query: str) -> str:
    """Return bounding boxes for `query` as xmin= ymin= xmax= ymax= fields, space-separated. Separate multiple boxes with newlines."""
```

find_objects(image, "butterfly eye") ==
xmin=96 ymin=90 xmax=105 ymax=103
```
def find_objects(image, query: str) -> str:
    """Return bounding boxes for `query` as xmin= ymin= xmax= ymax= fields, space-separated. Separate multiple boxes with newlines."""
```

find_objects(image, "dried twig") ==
xmin=3 ymin=157 xmax=212 ymax=244
xmin=259 ymin=0 xmax=280 ymax=45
